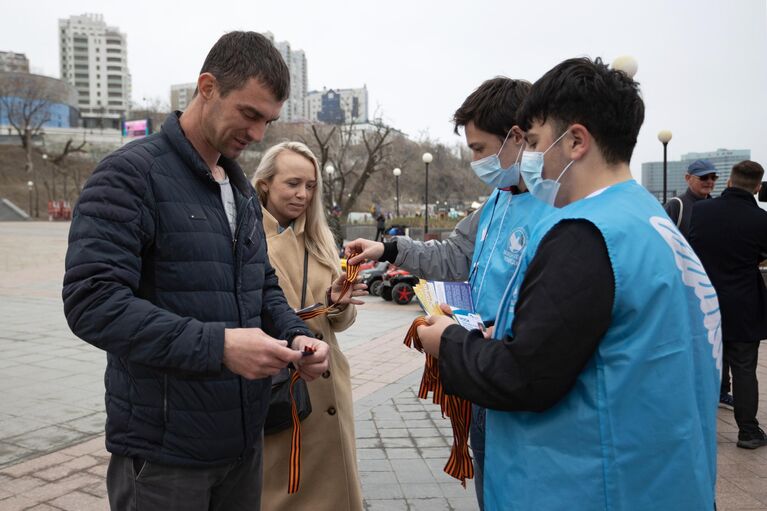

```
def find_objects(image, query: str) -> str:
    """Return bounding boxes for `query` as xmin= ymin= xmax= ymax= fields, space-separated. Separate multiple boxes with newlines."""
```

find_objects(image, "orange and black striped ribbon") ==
xmin=287 ymin=369 xmax=303 ymax=494
xmin=404 ymin=316 xmax=474 ymax=486
xmin=284 ymin=254 xmax=361 ymax=494
xmin=296 ymin=253 xmax=362 ymax=321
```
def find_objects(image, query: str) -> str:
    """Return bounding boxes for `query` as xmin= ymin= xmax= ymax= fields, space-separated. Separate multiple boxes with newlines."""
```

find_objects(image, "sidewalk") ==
xmin=1 ymin=222 xmax=766 ymax=510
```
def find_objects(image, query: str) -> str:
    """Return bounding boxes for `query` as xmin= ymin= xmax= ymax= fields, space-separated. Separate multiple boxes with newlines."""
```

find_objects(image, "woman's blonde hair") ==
xmin=253 ymin=141 xmax=340 ymax=277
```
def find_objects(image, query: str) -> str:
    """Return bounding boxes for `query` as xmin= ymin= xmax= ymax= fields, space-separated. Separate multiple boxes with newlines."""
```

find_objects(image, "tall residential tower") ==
xmin=59 ymin=14 xmax=131 ymax=129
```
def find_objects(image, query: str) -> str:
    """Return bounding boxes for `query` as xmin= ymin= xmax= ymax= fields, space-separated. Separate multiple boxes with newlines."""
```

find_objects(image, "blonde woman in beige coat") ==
xmin=253 ymin=141 xmax=367 ymax=511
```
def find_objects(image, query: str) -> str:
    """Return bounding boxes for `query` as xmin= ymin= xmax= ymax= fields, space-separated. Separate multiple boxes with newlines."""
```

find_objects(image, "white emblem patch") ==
xmin=503 ymin=228 xmax=527 ymax=266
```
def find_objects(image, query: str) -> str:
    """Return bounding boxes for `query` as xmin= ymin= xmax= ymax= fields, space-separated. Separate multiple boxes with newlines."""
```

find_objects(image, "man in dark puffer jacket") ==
xmin=62 ymin=32 xmax=329 ymax=510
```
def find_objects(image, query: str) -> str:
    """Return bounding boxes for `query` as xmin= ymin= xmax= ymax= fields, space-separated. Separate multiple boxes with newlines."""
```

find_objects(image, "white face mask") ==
xmin=519 ymin=130 xmax=574 ymax=206
xmin=470 ymin=131 xmax=524 ymax=189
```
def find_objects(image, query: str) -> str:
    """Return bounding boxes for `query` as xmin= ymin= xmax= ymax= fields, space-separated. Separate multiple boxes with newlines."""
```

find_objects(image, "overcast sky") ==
xmin=3 ymin=0 xmax=766 ymax=181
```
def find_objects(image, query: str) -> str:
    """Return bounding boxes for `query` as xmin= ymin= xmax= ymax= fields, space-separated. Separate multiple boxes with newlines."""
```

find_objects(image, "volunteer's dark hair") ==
xmin=517 ymin=57 xmax=645 ymax=164
xmin=198 ymin=31 xmax=290 ymax=100
xmin=730 ymin=160 xmax=764 ymax=191
xmin=453 ymin=77 xmax=531 ymax=140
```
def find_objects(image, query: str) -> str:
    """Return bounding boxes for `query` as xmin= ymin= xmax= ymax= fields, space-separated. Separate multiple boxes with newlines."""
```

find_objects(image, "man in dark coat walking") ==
xmin=689 ymin=160 xmax=767 ymax=449
xmin=62 ymin=32 xmax=330 ymax=509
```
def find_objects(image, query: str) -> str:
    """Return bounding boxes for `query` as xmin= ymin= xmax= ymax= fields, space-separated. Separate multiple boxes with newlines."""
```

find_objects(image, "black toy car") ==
xmin=380 ymin=268 xmax=419 ymax=305
xmin=359 ymin=261 xmax=390 ymax=296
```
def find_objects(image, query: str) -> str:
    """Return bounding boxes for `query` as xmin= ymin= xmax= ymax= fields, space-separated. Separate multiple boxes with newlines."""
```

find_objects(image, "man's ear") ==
xmin=755 ymin=182 xmax=762 ymax=195
xmin=510 ymin=125 xmax=525 ymax=145
xmin=197 ymin=73 xmax=217 ymax=100
xmin=566 ymin=123 xmax=590 ymax=161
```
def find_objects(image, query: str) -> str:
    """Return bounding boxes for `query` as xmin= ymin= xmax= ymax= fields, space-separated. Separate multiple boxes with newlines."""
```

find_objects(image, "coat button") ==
xmin=322 ymin=370 xmax=331 ymax=379
xmin=327 ymin=406 xmax=336 ymax=416
xmin=314 ymin=332 xmax=324 ymax=340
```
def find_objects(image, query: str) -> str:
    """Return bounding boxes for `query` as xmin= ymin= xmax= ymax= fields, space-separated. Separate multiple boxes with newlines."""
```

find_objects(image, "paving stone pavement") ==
xmin=1 ymin=222 xmax=767 ymax=511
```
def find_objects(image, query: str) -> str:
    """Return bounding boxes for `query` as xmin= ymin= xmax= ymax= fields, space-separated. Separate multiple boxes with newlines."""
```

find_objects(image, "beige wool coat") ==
xmin=260 ymin=207 xmax=363 ymax=511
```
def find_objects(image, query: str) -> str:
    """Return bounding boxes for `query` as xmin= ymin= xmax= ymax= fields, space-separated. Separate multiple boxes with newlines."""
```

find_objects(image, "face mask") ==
xmin=520 ymin=130 xmax=573 ymax=206
xmin=470 ymin=131 xmax=524 ymax=189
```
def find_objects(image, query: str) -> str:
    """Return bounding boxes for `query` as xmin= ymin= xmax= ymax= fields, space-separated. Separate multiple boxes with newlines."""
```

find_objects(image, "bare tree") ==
xmin=0 ymin=73 xmax=61 ymax=217
xmin=40 ymin=139 xmax=89 ymax=203
xmin=307 ymin=120 xmax=396 ymax=243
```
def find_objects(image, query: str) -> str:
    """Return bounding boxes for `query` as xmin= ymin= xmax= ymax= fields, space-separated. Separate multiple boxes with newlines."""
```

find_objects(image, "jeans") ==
xmin=107 ymin=444 xmax=263 ymax=511
xmin=470 ymin=404 xmax=486 ymax=511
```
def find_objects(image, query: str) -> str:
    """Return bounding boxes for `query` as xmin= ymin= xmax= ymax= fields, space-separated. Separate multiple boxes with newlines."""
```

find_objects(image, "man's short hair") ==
xmin=730 ymin=160 xmax=764 ymax=190
xmin=198 ymin=31 xmax=290 ymax=101
xmin=453 ymin=78 xmax=531 ymax=139
xmin=517 ymin=57 xmax=645 ymax=165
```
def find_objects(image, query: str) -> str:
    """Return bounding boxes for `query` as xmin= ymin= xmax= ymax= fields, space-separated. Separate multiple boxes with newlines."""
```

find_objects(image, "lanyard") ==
xmin=471 ymin=191 xmax=513 ymax=302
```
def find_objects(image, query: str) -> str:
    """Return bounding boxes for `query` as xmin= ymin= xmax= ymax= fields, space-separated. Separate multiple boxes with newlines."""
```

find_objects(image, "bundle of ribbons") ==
xmin=284 ymin=253 xmax=361 ymax=494
xmin=404 ymin=317 xmax=474 ymax=486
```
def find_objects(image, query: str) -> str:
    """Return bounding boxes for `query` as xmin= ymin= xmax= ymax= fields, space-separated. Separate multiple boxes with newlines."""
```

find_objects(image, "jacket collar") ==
xmin=721 ymin=186 xmax=758 ymax=205
xmin=261 ymin=205 xmax=306 ymax=238
xmin=162 ymin=112 xmax=253 ymax=199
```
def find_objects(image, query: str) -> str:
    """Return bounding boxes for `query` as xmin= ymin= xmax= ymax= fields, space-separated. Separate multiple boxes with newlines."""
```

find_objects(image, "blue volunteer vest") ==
xmin=469 ymin=189 xmax=553 ymax=322
xmin=487 ymin=180 xmax=721 ymax=510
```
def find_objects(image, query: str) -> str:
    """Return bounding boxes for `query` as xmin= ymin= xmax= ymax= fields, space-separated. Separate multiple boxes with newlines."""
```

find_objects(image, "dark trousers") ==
xmin=724 ymin=341 xmax=761 ymax=436
xmin=470 ymin=404 xmax=485 ymax=511
xmin=107 ymin=445 xmax=263 ymax=511
xmin=721 ymin=358 xmax=731 ymax=395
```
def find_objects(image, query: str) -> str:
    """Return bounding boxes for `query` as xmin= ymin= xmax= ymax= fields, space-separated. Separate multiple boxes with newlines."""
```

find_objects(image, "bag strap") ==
xmin=300 ymin=248 xmax=309 ymax=309
xmin=672 ymin=197 xmax=684 ymax=228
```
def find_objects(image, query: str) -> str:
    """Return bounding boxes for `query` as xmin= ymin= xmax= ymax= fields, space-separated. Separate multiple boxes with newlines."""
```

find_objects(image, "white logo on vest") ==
xmin=650 ymin=216 xmax=723 ymax=371
xmin=503 ymin=228 xmax=527 ymax=266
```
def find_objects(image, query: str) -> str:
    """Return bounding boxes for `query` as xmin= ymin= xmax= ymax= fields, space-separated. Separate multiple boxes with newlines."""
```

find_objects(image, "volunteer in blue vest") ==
xmin=345 ymin=77 xmax=553 ymax=509
xmin=415 ymin=57 xmax=721 ymax=510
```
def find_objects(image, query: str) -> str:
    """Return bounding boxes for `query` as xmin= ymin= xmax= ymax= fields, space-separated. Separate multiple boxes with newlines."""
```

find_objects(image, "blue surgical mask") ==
xmin=520 ymin=130 xmax=574 ymax=206
xmin=470 ymin=131 xmax=524 ymax=189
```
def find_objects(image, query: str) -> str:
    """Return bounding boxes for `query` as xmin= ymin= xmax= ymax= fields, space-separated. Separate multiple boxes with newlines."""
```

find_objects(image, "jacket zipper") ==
xmin=232 ymin=194 xmax=253 ymax=458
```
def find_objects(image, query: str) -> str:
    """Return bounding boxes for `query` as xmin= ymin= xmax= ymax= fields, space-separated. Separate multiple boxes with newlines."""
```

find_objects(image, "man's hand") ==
xmin=291 ymin=335 xmax=330 ymax=381
xmin=416 ymin=313 xmax=458 ymax=359
xmin=222 ymin=328 xmax=303 ymax=380
xmin=345 ymin=238 xmax=384 ymax=266
xmin=330 ymin=272 xmax=367 ymax=305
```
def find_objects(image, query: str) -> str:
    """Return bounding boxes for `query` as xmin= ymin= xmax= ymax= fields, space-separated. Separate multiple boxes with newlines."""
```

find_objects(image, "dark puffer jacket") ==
xmin=63 ymin=113 xmax=311 ymax=467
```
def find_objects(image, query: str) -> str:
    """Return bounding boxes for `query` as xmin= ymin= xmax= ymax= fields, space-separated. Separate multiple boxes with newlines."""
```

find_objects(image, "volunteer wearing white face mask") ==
xmin=344 ymin=77 xmax=553 ymax=510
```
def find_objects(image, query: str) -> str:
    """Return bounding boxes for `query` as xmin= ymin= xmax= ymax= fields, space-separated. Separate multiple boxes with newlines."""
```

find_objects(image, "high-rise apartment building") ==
xmin=170 ymin=82 xmax=196 ymax=112
xmin=305 ymin=86 xmax=369 ymax=125
xmin=0 ymin=51 xmax=30 ymax=73
xmin=263 ymin=32 xmax=307 ymax=122
xmin=642 ymin=148 xmax=751 ymax=201
xmin=59 ymin=14 xmax=131 ymax=129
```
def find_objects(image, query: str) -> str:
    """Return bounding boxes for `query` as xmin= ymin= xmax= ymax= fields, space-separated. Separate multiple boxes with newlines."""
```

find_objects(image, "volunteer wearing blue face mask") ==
xmin=416 ymin=58 xmax=720 ymax=510
xmin=345 ymin=77 xmax=553 ymax=510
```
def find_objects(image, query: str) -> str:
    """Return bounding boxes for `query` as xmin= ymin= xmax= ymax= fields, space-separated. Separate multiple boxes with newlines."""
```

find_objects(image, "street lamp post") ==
xmin=422 ymin=153 xmax=433 ymax=236
xmin=392 ymin=167 xmax=401 ymax=217
xmin=657 ymin=130 xmax=673 ymax=203
xmin=27 ymin=180 xmax=34 ymax=218
xmin=325 ymin=164 xmax=335 ymax=209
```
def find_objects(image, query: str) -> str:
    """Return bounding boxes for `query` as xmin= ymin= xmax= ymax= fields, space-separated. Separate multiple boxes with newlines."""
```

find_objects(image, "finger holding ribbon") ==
xmin=330 ymin=271 xmax=367 ymax=306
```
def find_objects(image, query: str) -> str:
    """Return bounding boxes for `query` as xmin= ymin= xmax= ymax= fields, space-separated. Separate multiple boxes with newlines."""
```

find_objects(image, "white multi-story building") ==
xmin=0 ymin=51 xmax=30 ymax=73
xmin=642 ymin=148 xmax=751 ymax=201
xmin=170 ymin=82 xmax=196 ymax=112
xmin=59 ymin=14 xmax=131 ymax=129
xmin=263 ymin=32 xmax=307 ymax=122
xmin=305 ymin=86 xmax=369 ymax=125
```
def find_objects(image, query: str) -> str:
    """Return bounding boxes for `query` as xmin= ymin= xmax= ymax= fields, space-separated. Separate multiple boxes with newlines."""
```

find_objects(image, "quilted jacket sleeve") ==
xmin=62 ymin=153 xmax=225 ymax=374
